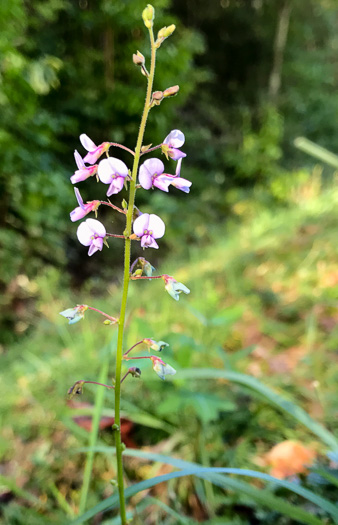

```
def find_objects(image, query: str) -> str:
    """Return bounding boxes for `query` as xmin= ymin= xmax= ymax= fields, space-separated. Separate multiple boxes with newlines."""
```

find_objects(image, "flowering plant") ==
xmin=60 ymin=5 xmax=190 ymax=523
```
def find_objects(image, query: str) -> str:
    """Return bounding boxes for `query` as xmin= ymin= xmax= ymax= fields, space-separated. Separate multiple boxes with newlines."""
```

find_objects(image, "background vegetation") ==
xmin=1 ymin=0 xmax=338 ymax=523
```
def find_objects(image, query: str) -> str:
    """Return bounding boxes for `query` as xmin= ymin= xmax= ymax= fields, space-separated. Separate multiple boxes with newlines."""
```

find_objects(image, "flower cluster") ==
xmin=62 ymin=11 xmax=191 ymax=391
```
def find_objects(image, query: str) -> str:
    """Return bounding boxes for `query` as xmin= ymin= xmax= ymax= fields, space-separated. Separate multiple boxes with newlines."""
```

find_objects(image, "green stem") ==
xmin=114 ymin=26 xmax=156 ymax=525
xmin=79 ymin=356 xmax=109 ymax=515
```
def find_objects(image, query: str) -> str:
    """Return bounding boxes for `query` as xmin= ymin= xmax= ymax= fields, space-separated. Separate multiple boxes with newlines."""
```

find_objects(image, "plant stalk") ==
xmin=113 ymin=26 xmax=156 ymax=525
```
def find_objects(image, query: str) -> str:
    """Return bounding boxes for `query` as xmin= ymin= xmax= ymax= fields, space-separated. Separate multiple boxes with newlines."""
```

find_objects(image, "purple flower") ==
xmin=162 ymin=129 xmax=186 ymax=160
xmin=70 ymin=188 xmax=100 ymax=222
xmin=80 ymin=134 xmax=110 ymax=165
xmin=133 ymin=213 xmax=165 ymax=249
xmin=164 ymin=158 xmax=192 ymax=194
xmin=77 ymin=218 xmax=106 ymax=256
xmin=98 ymin=157 xmax=129 ymax=196
xmin=139 ymin=158 xmax=172 ymax=192
xmin=71 ymin=151 xmax=98 ymax=184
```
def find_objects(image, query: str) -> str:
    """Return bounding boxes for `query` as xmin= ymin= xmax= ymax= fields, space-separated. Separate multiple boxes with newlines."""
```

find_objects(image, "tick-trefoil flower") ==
xmin=80 ymin=134 xmax=110 ymax=165
xmin=60 ymin=304 xmax=88 ymax=324
xmin=161 ymin=129 xmax=186 ymax=160
xmin=162 ymin=275 xmax=190 ymax=301
xmin=77 ymin=218 xmax=106 ymax=256
xmin=166 ymin=158 xmax=192 ymax=194
xmin=139 ymin=158 xmax=172 ymax=192
xmin=98 ymin=157 xmax=129 ymax=196
xmin=133 ymin=213 xmax=165 ymax=249
xmin=71 ymin=150 xmax=98 ymax=184
xmin=143 ymin=339 xmax=169 ymax=352
xmin=70 ymin=188 xmax=100 ymax=222
xmin=150 ymin=356 xmax=176 ymax=380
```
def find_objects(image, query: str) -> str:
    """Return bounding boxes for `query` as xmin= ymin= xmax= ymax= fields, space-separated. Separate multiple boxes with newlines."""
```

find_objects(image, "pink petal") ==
xmin=70 ymin=207 xmax=86 ymax=222
xmin=169 ymin=149 xmax=186 ymax=161
xmin=170 ymin=177 xmax=191 ymax=193
xmin=106 ymin=176 xmax=124 ymax=196
xmin=74 ymin=188 xmax=85 ymax=208
xmin=98 ymin=157 xmax=129 ymax=184
xmin=133 ymin=213 xmax=149 ymax=237
xmin=148 ymin=214 xmax=165 ymax=239
xmin=88 ymin=243 xmax=99 ymax=256
xmin=80 ymin=134 xmax=97 ymax=152
xmin=141 ymin=235 xmax=158 ymax=249
xmin=142 ymin=158 xmax=164 ymax=176
xmin=74 ymin=150 xmax=85 ymax=169
xmin=153 ymin=175 xmax=172 ymax=192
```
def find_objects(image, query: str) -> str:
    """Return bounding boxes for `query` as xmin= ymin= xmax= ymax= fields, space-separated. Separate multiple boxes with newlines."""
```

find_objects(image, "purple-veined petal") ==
xmin=70 ymin=206 xmax=87 ymax=222
xmin=74 ymin=150 xmax=85 ymax=169
xmin=133 ymin=213 xmax=149 ymax=237
xmin=80 ymin=134 xmax=97 ymax=152
xmin=77 ymin=221 xmax=93 ymax=246
xmin=153 ymin=175 xmax=172 ymax=192
xmin=86 ymin=218 xmax=106 ymax=238
xmin=163 ymin=129 xmax=185 ymax=148
xmin=74 ymin=188 xmax=85 ymax=209
xmin=106 ymin=176 xmax=125 ymax=196
xmin=148 ymin=214 xmax=165 ymax=239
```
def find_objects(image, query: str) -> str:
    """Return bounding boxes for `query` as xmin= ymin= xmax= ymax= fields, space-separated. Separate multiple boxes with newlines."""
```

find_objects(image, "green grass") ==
xmin=1 ymin=179 xmax=338 ymax=523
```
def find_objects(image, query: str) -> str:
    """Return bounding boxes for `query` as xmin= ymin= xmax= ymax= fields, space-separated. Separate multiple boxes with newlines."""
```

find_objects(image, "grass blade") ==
xmin=70 ymin=467 xmax=325 ymax=525
xmin=176 ymin=368 xmax=338 ymax=450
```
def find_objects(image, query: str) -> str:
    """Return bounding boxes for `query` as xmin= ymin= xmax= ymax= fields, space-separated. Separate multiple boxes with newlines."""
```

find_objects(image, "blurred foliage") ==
xmin=1 ymin=178 xmax=338 ymax=522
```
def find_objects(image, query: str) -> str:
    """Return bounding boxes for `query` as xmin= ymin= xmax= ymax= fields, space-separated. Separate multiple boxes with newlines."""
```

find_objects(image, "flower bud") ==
xmin=150 ymin=91 xmax=163 ymax=107
xmin=129 ymin=367 xmax=142 ymax=378
xmin=142 ymin=4 xmax=155 ymax=28
xmin=163 ymin=85 xmax=179 ymax=98
xmin=133 ymin=51 xmax=145 ymax=66
xmin=157 ymin=24 xmax=176 ymax=40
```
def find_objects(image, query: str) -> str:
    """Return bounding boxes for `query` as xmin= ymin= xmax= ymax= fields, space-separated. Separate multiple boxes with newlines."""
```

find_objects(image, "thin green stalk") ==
xmin=79 ymin=356 xmax=110 ymax=515
xmin=114 ymin=26 xmax=156 ymax=525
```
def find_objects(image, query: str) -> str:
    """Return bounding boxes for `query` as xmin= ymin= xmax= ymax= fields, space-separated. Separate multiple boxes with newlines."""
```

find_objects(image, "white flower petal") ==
xmin=133 ymin=213 xmax=149 ymax=237
xmin=148 ymin=214 xmax=165 ymax=239
xmin=86 ymin=218 xmax=106 ymax=238
xmin=80 ymin=134 xmax=97 ymax=152
xmin=77 ymin=221 xmax=92 ymax=246
xmin=163 ymin=129 xmax=185 ymax=148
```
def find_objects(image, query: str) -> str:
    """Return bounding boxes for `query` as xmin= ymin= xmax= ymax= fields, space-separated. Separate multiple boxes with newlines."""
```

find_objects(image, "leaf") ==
xmin=157 ymin=390 xmax=235 ymax=424
xmin=176 ymin=368 xmax=338 ymax=450
xmin=70 ymin=466 xmax=327 ymax=525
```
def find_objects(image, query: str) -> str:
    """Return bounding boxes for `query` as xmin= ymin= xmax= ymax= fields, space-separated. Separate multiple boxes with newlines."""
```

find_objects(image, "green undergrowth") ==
xmin=1 ymin=181 xmax=338 ymax=523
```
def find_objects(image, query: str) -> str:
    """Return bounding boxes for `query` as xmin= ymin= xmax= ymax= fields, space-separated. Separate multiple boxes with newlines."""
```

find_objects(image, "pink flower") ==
xmin=162 ymin=129 xmax=186 ymax=160
xmin=164 ymin=158 xmax=192 ymax=193
xmin=77 ymin=218 xmax=106 ymax=256
xmin=133 ymin=213 xmax=165 ymax=249
xmin=98 ymin=157 xmax=129 ymax=196
xmin=139 ymin=158 xmax=172 ymax=192
xmin=70 ymin=188 xmax=100 ymax=222
xmin=80 ymin=134 xmax=110 ymax=165
xmin=71 ymin=151 xmax=98 ymax=184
